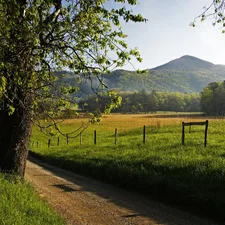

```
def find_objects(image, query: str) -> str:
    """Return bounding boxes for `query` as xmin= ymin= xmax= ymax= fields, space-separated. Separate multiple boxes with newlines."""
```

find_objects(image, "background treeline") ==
xmin=201 ymin=81 xmax=225 ymax=115
xmin=80 ymin=90 xmax=200 ymax=113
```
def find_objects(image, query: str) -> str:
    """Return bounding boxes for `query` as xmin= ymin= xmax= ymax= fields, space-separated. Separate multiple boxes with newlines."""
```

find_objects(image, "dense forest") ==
xmin=200 ymin=81 xmax=225 ymax=115
xmin=80 ymin=80 xmax=225 ymax=116
xmin=80 ymin=90 xmax=200 ymax=114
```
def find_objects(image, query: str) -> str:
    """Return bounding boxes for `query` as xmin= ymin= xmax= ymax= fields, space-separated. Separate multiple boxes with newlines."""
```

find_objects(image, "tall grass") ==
xmin=30 ymin=114 xmax=225 ymax=221
xmin=0 ymin=174 xmax=65 ymax=225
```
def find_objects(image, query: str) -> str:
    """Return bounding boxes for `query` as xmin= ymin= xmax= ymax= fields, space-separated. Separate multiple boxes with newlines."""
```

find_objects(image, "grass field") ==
xmin=30 ymin=114 xmax=225 ymax=221
xmin=0 ymin=174 xmax=65 ymax=225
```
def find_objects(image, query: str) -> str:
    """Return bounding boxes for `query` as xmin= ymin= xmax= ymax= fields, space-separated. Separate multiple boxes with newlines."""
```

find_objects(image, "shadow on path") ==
xmin=27 ymin=155 xmax=220 ymax=225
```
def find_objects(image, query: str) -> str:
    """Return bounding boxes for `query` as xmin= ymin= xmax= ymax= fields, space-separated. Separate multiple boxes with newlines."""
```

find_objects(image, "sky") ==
xmin=110 ymin=0 xmax=225 ymax=70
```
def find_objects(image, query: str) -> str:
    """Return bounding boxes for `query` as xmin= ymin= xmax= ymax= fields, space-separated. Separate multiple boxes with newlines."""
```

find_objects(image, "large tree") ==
xmin=0 ymin=0 xmax=146 ymax=177
xmin=200 ymin=81 xmax=225 ymax=115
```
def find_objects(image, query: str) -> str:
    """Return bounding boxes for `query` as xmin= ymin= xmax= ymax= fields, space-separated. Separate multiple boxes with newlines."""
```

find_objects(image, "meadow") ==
xmin=30 ymin=114 xmax=225 ymax=221
xmin=0 ymin=174 xmax=65 ymax=225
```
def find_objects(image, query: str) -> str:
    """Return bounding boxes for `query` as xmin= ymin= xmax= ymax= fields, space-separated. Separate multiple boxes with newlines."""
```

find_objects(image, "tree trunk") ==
xmin=0 ymin=104 xmax=32 ymax=178
xmin=0 ymin=0 xmax=33 ymax=179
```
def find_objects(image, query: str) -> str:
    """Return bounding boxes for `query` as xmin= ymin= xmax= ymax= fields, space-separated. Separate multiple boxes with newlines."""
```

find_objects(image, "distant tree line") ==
xmin=80 ymin=90 xmax=201 ymax=113
xmin=200 ymin=81 xmax=225 ymax=115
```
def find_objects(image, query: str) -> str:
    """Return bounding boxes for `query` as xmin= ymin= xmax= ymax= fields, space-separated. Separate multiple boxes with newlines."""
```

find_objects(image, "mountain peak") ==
xmin=180 ymin=55 xmax=198 ymax=59
xmin=152 ymin=55 xmax=215 ymax=70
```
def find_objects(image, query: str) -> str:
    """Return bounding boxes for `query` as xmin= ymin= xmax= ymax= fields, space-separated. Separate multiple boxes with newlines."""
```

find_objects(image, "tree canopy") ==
xmin=0 ymin=0 xmax=146 ymax=177
xmin=0 ymin=0 xmax=146 ymax=117
xmin=82 ymin=90 xmax=200 ymax=114
xmin=200 ymin=81 xmax=225 ymax=115
xmin=192 ymin=0 xmax=225 ymax=31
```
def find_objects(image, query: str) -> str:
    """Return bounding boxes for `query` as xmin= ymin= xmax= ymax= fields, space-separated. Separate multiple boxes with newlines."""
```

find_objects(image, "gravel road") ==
xmin=25 ymin=157 xmax=221 ymax=225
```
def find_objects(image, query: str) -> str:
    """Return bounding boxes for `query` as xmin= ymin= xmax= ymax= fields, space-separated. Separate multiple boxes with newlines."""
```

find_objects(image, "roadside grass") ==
xmin=30 ymin=114 xmax=225 ymax=221
xmin=0 ymin=174 xmax=65 ymax=225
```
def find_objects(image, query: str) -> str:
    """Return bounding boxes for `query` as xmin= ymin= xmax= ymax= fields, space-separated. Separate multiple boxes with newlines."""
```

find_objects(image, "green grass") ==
xmin=30 ymin=116 xmax=225 ymax=221
xmin=0 ymin=174 xmax=65 ymax=225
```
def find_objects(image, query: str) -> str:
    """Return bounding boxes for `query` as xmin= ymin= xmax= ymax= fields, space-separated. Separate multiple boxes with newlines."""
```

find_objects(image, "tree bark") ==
xmin=0 ymin=102 xmax=32 ymax=178
xmin=0 ymin=0 xmax=33 ymax=179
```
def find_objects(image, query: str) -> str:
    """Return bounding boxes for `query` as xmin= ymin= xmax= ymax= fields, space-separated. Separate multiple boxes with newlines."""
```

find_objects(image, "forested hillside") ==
xmin=103 ymin=55 xmax=225 ymax=93
xmin=57 ymin=55 xmax=225 ymax=95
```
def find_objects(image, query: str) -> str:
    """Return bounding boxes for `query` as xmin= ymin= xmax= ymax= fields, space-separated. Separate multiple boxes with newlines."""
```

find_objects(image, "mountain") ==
xmin=152 ymin=55 xmax=215 ymax=70
xmin=102 ymin=55 xmax=225 ymax=93
xmin=57 ymin=55 xmax=225 ymax=95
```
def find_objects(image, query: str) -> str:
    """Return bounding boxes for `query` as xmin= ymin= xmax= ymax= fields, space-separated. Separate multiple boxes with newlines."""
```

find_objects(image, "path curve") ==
xmin=25 ymin=157 xmax=221 ymax=225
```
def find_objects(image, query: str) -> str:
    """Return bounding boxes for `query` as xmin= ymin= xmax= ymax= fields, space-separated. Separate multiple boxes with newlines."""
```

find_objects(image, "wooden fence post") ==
xmin=48 ymin=139 xmax=51 ymax=148
xmin=115 ymin=128 xmax=118 ymax=145
xmin=204 ymin=120 xmax=209 ymax=147
xmin=94 ymin=130 xmax=97 ymax=145
xmin=143 ymin=126 xmax=146 ymax=144
xmin=182 ymin=120 xmax=208 ymax=147
xmin=182 ymin=122 xmax=185 ymax=145
xmin=66 ymin=134 xmax=69 ymax=145
xmin=80 ymin=133 xmax=82 ymax=145
xmin=57 ymin=136 xmax=60 ymax=146
xmin=189 ymin=125 xmax=191 ymax=134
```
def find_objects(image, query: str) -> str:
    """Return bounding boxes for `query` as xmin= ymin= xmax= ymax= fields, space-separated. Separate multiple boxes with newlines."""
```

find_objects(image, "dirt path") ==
xmin=25 ymin=157 xmax=221 ymax=225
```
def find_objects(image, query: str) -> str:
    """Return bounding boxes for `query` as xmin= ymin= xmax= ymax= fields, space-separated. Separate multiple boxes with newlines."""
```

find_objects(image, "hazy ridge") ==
xmin=102 ymin=55 xmax=225 ymax=93
xmin=57 ymin=55 xmax=225 ymax=94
